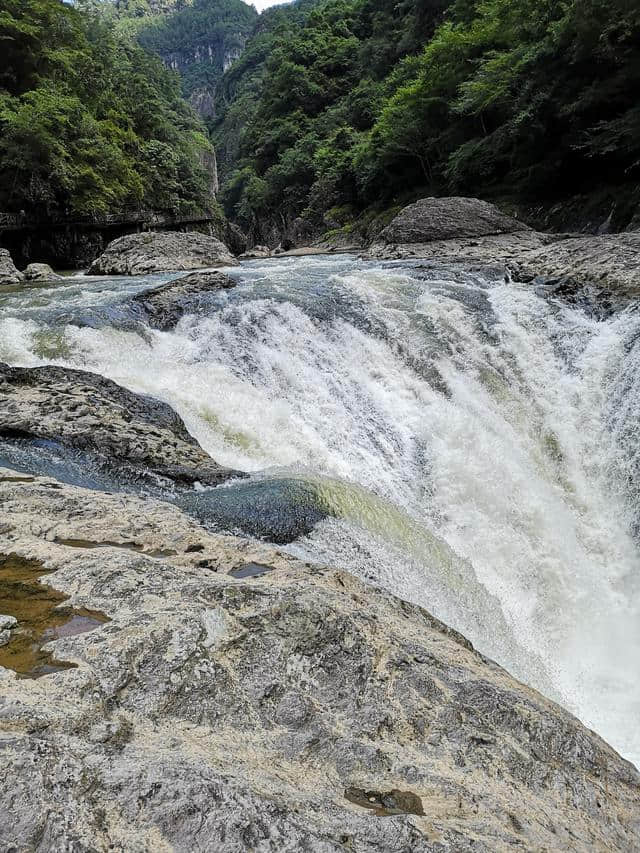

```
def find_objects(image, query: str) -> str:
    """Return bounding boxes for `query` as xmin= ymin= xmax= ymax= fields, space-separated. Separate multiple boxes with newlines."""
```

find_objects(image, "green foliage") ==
xmin=215 ymin=0 xmax=640 ymax=230
xmin=137 ymin=0 xmax=257 ymax=99
xmin=0 ymin=0 xmax=212 ymax=216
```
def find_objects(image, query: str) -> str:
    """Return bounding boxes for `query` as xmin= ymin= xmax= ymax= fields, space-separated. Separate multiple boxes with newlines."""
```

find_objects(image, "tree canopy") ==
xmin=213 ymin=0 xmax=640 ymax=231
xmin=0 ymin=0 xmax=213 ymax=217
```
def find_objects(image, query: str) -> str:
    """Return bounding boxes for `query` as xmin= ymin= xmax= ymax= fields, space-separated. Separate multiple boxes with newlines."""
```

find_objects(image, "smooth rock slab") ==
xmin=380 ymin=197 xmax=530 ymax=244
xmin=88 ymin=230 xmax=237 ymax=275
xmin=0 ymin=363 xmax=237 ymax=486
xmin=0 ymin=471 xmax=638 ymax=852
xmin=0 ymin=248 xmax=23 ymax=285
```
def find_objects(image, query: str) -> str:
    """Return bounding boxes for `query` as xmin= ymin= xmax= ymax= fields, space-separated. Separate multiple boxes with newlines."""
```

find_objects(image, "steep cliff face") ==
xmin=137 ymin=0 xmax=258 ymax=119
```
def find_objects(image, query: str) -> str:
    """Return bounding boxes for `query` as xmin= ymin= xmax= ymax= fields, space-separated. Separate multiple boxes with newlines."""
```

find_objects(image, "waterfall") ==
xmin=1 ymin=253 xmax=639 ymax=767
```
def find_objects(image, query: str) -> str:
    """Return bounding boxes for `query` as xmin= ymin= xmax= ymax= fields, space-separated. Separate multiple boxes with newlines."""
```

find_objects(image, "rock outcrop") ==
xmin=0 ymin=363 xmax=237 ymax=486
xmin=0 ymin=248 xmax=23 ymax=285
xmin=380 ymin=197 xmax=530 ymax=245
xmin=88 ymin=231 xmax=237 ymax=276
xmin=368 ymin=230 xmax=551 ymax=264
xmin=0 ymin=471 xmax=638 ymax=851
xmin=513 ymin=231 xmax=640 ymax=293
xmin=23 ymin=262 xmax=62 ymax=282
xmin=133 ymin=270 xmax=237 ymax=330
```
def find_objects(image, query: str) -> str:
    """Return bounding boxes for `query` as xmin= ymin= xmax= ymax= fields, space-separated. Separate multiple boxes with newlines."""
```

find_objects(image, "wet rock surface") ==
xmin=380 ymin=197 xmax=530 ymax=244
xmin=88 ymin=230 xmax=237 ymax=275
xmin=133 ymin=270 xmax=237 ymax=330
xmin=0 ymin=248 xmax=23 ymax=285
xmin=0 ymin=363 xmax=238 ymax=487
xmin=0 ymin=470 xmax=638 ymax=852
xmin=512 ymin=231 xmax=640 ymax=292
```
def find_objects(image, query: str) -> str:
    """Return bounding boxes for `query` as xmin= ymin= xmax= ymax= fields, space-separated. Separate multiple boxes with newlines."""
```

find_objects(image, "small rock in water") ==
xmin=23 ymin=263 xmax=62 ymax=282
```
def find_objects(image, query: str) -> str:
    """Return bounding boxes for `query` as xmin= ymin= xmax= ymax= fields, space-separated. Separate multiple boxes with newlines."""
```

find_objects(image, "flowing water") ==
xmin=0 ymin=254 xmax=639 ymax=766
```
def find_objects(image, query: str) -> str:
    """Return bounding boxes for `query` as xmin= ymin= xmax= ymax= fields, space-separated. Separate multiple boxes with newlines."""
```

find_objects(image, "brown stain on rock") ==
xmin=344 ymin=786 xmax=425 ymax=817
xmin=0 ymin=553 xmax=108 ymax=678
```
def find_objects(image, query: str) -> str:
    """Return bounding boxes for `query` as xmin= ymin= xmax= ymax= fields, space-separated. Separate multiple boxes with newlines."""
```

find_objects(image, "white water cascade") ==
xmin=1 ymin=254 xmax=639 ymax=767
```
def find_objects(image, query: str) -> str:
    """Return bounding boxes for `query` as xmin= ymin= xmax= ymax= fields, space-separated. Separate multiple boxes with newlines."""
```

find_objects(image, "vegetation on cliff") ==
xmin=213 ymin=0 xmax=640 ymax=233
xmin=137 ymin=0 xmax=258 ymax=105
xmin=0 ymin=0 xmax=213 ymax=217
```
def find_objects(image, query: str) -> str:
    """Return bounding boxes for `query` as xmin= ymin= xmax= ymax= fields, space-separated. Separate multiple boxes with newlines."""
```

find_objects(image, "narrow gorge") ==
xmin=1 ymin=0 xmax=640 ymax=848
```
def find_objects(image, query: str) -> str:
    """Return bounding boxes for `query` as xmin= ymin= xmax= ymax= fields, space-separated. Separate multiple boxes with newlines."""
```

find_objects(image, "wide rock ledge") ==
xmin=512 ymin=231 xmax=640 ymax=292
xmin=88 ymin=230 xmax=237 ymax=276
xmin=0 ymin=363 xmax=237 ymax=486
xmin=0 ymin=472 xmax=638 ymax=851
xmin=133 ymin=269 xmax=237 ymax=330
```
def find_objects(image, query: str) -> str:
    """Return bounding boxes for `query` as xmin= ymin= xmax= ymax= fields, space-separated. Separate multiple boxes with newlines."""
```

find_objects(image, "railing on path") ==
xmin=0 ymin=209 xmax=214 ymax=231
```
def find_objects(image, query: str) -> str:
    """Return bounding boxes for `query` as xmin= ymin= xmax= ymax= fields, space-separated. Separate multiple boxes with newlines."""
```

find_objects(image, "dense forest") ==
xmin=213 ymin=0 xmax=640 ymax=235
xmin=0 ymin=0 xmax=213 ymax=217
xmin=1 ymin=0 xmax=638 ymax=234
xmin=137 ymin=0 xmax=257 ymax=108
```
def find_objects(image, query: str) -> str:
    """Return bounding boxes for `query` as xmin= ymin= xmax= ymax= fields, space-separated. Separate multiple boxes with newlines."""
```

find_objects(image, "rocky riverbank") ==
xmin=1 ymin=468 xmax=639 ymax=851
xmin=0 ymin=363 xmax=238 ymax=487
xmin=365 ymin=196 xmax=640 ymax=294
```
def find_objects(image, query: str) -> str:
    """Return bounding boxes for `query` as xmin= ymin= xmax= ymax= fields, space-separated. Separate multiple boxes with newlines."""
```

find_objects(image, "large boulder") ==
xmin=133 ymin=270 xmax=237 ymax=330
xmin=88 ymin=231 xmax=237 ymax=276
xmin=0 ymin=363 xmax=238 ymax=487
xmin=380 ymin=197 xmax=530 ymax=244
xmin=23 ymin=262 xmax=62 ymax=282
xmin=0 ymin=248 xmax=23 ymax=285
xmin=0 ymin=471 xmax=638 ymax=851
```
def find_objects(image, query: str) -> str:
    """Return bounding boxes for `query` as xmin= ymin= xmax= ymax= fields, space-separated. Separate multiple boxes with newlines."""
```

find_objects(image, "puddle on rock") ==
xmin=0 ymin=553 xmax=109 ymax=678
xmin=54 ymin=538 xmax=177 ymax=558
xmin=344 ymin=787 xmax=425 ymax=817
xmin=228 ymin=562 xmax=275 ymax=579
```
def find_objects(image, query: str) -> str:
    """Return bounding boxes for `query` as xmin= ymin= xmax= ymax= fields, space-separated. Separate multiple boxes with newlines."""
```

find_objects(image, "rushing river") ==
xmin=1 ymin=253 xmax=639 ymax=767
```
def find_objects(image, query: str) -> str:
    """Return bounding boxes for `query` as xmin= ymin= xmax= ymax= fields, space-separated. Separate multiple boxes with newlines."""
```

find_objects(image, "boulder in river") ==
xmin=0 ymin=470 xmax=638 ymax=851
xmin=0 ymin=248 xmax=23 ymax=285
xmin=133 ymin=269 xmax=237 ymax=330
xmin=380 ymin=197 xmax=530 ymax=244
xmin=23 ymin=262 xmax=62 ymax=282
xmin=0 ymin=363 xmax=238 ymax=487
xmin=88 ymin=230 xmax=237 ymax=276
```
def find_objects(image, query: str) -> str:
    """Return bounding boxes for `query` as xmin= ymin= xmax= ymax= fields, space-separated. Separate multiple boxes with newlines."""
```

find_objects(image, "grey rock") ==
xmin=0 ymin=363 xmax=238 ymax=486
xmin=224 ymin=221 xmax=248 ymax=255
xmin=512 ymin=231 xmax=640 ymax=294
xmin=0 ymin=614 xmax=17 ymax=647
xmin=380 ymin=197 xmax=530 ymax=244
xmin=0 ymin=470 xmax=638 ymax=852
xmin=368 ymin=230 xmax=550 ymax=264
xmin=239 ymin=245 xmax=271 ymax=259
xmin=133 ymin=270 xmax=236 ymax=330
xmin=23 ymin=263 xmax=62 ymax=282
xmin=0 ymin=248 xmax=23 ymax=285
xmin=88 ymin=231 xmax=237 ymax=276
